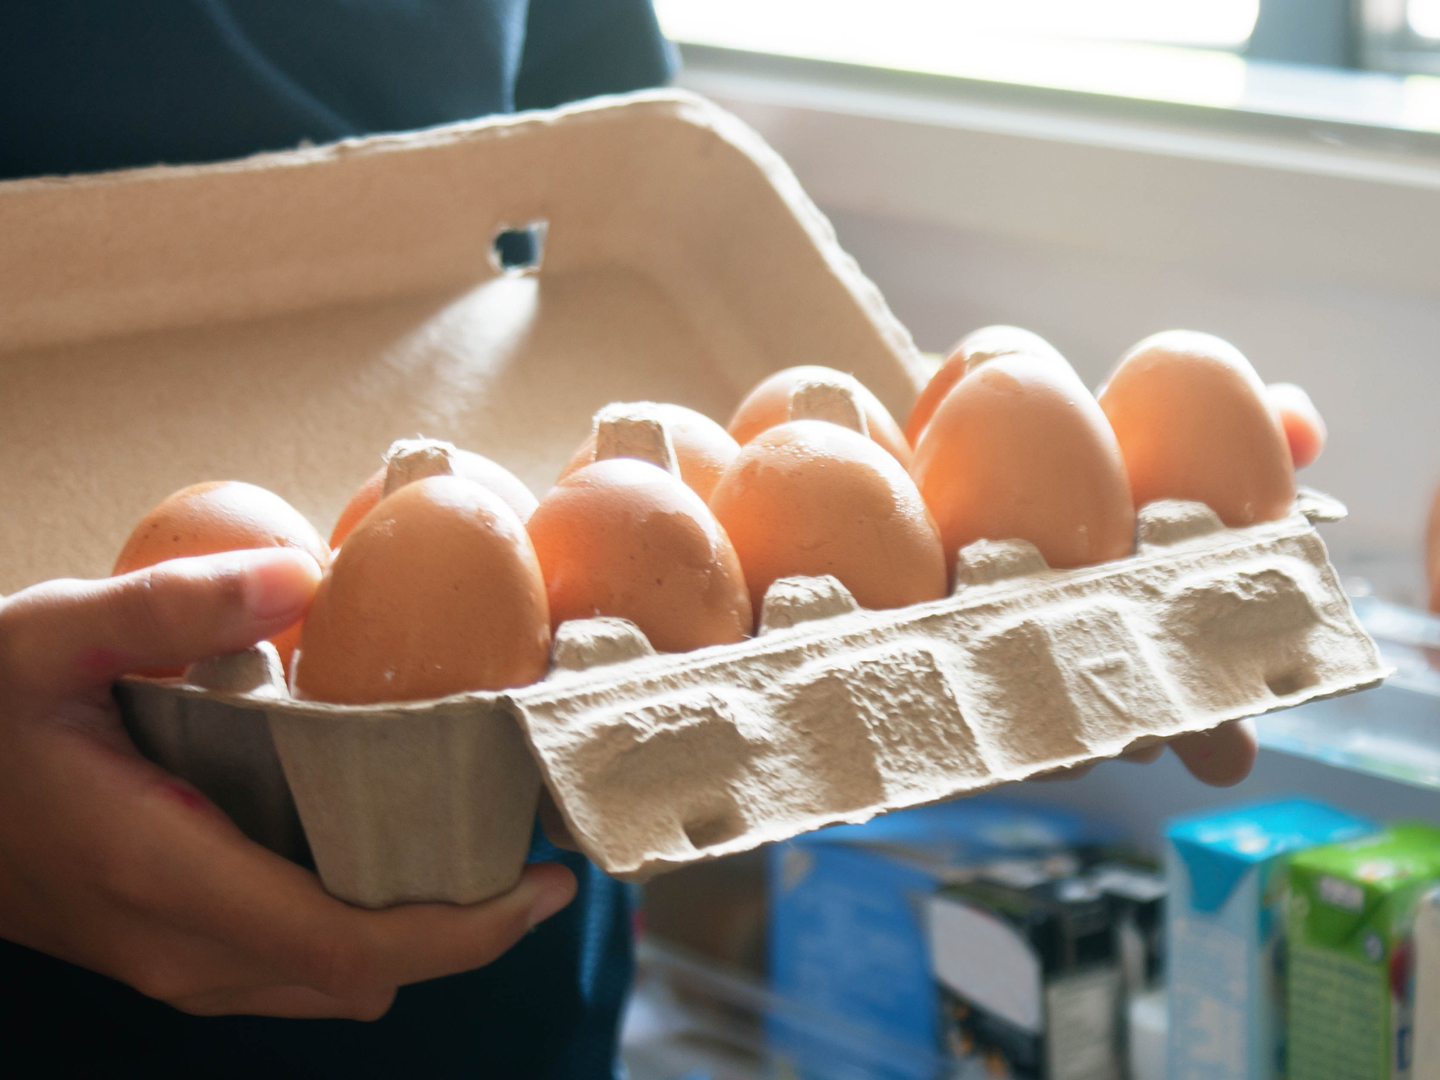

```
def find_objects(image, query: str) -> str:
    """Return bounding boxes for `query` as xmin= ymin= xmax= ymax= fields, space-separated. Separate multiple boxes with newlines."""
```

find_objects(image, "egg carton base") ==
xmin=508 ymin=499 xmax=1385 ymax=881
xmin=117 ymin=496 xmax=1386 ymax=905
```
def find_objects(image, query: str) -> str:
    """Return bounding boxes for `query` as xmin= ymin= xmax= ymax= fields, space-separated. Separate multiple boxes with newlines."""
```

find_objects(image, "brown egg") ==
xmin=728 ymin=366 xmax=913 ymax=469
xmin=913 ymin=351 xmax=1135 ymax=571
xmin=710 ymin=419 xmax=947 ymax=614
xmin=1266 ymin=382 xmax=1326 ymax=470
xmin=292 ymin=476 xmax=549 ymax=704
xmin=1099 ymin=331 xmax=1295 ymax=527
xmin=527 ymin=457 xmax=752 ymax=653
xmin=330 ymin=438 xmax=537 ymax=549
xmin=558 ymin=402 xmax=740 ymax=503
xmin=905 ymin=326 xmax=1065 ymax=447
xmin=114 ymin=481 xmax=330 ymax=676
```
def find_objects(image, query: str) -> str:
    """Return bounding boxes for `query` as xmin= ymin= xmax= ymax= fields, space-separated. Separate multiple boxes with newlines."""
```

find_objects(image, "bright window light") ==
xmin=656 ymin=0 xmax=1260 ymax=51
xmin=1402 ymin=72 xmax=1440 ymax=129
xmin=656 ymin=0 xmax=1253 ymax=109
xmin=1410 ymin=0 xmax=1440 ymax=39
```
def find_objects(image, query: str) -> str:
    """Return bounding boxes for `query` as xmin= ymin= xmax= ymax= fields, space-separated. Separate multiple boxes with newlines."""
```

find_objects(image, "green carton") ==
xmin=1287 ymin=823 xmax=1440 ymax=1080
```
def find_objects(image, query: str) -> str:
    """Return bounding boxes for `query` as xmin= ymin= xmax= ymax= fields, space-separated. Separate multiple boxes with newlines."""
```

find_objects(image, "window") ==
xmin=1367 ymin=0 xmax=1440 ymax=72
xmin=657 ymin=0 xmax=1261 ymax=55
xmin=657 ymin=0 xmax=1440 ymax=126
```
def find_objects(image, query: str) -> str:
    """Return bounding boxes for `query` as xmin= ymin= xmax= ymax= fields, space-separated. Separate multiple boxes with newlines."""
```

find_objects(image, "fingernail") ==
xmin=526 ymin=883 xmax=573 ymax=929
xmin=241 ymin=550 xmax=322 ymax=621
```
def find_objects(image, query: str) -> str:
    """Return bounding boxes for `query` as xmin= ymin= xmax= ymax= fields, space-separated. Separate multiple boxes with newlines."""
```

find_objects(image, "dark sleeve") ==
xmin=0 ymin=0 xmax=673 ymax=180
xmin=0 ymin=0 xmax=524 ymax=179
xmin=514 ymin=0 xmax=676 ymax=112
xmin=0 ymin=844 xmax=636 ymax=1080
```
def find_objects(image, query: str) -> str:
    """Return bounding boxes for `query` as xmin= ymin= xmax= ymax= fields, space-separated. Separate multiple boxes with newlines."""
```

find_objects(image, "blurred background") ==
xmin=663 ymin=0 xmax=1440 ymax=604
xmin=621 ymin=4 xmax=1440 ymax=1078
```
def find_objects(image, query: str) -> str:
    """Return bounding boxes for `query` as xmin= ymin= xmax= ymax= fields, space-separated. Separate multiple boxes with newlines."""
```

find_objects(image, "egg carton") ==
xmin=116 ymin=490 xmax=1386 ymax=907
xmin=5 ymin=85 xmax=1383 ymax=908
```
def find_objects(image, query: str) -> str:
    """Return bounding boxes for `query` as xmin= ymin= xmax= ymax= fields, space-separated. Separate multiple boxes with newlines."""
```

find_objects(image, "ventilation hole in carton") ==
xmin=491 ymin=220 xmax=547 ymax=275
xmin=1266 ymin=668 xmax=1316 ymax=698
xmin=682 ymin=804 xmax=746 ymax=851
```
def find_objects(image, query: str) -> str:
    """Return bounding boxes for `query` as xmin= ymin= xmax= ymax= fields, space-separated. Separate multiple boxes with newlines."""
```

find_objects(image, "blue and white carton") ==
xmin=767 ymin=796 xmax=1124 ymax=1080
xmin=1165 ymin=798 xmax=1374 ymax=1080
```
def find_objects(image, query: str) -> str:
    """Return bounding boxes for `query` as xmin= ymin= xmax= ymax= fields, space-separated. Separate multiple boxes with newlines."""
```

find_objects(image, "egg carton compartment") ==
xmin=114 ymin=491 xmax=1384 ymax=905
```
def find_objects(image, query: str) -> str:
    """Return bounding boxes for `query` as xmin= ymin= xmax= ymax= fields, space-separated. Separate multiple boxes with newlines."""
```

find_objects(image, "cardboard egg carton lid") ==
xmin=0 ymin=88 xmax=932 ymax=908
xmin=0 ymin=89 xmax=924 ymax=597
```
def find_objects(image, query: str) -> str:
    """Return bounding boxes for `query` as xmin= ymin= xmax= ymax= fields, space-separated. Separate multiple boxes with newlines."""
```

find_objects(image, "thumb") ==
xmin=0 ymin=549 xmax=321 ymax=700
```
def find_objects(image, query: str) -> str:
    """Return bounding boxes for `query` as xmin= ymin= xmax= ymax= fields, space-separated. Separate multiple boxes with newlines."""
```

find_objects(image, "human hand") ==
xmin=1149 ymin=721 xmax=1258 ymax=786
xmin=0 ymin=549 xmax=576 ymax=1019
xmin=1032 ymin=721 xmax=1258 ymax=786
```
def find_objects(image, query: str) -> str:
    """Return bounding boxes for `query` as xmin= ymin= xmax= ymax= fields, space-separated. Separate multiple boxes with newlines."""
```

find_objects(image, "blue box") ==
xmin=767 ymin=797 xmax=1123 ymax=1080
xmin=1165 ymin=798 xmax=1375 ymax=1080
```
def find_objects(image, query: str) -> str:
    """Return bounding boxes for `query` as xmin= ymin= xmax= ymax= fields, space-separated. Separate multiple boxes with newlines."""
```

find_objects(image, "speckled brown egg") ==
xmin=710 ymin=419 xmax=946 ymax=613
xmin=292 ymin=475 xmax=550 ymax=704
xmin=527 ymin=458 xmax=752 ymax=653
xmin=912 ymin=351 xmax=1135 ymax=571
xmin=1099 ymin=331 xmax=1295 ymax=527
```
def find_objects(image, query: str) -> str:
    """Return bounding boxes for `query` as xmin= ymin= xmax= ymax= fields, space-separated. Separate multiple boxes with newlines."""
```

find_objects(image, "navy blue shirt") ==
xmin=0 ymin=0 xmax=674 ymax=178
xmin=0 ymin=830 xmax=639 ymax=1078
xmin=0 ymin=3 xmax=672 ymax=1076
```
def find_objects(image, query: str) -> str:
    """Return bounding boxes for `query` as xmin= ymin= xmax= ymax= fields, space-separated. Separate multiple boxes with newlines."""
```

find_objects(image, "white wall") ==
xmin=825 ymin=207 xmax=1439 ymax=603
xmin=682 ymin=61 xmax=1440 ymax=604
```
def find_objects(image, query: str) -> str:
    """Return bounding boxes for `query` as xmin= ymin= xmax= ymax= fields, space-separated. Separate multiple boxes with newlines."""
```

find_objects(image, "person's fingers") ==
xmin=1170 ymin=719 xmax=1258 ymax=787
xmin=4 ymin=710 xmax=577 ymax=1003
xmin=170 ymin=983 xmax=397 ymax=1021
xmin=40 ymin=912 xmax=286 ymax=1005
xmin=0 ymin=550 xmax=320 ymax=700
xmin=113 ymin=854 xmax=575 ymax=1004
xmin=284 ymin=862 xmax=579 ymax=995
xmin=113 ymin=758 xmax=578 ymax=998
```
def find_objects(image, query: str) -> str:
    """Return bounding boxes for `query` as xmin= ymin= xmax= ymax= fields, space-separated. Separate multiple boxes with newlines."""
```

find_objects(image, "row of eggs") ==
xmin=111 ymin=326 xmax=1323 ymax=705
